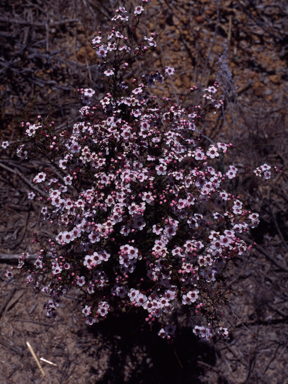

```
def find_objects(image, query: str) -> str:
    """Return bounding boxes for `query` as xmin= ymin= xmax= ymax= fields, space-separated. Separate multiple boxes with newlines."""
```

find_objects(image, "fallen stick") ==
xmin=26 ymin=342 xmax=46 ymax=377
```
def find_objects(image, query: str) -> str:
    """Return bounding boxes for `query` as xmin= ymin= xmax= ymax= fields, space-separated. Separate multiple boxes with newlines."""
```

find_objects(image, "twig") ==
xmin=26 ymin=341 xmax=46 ymax=377
xmin=40 ymin=357 xmax=57 ymax=367
xmin=173 ymin=347 xmax=183 ymax=368
xmin=29 ymin=302 xmax=39 ymax=315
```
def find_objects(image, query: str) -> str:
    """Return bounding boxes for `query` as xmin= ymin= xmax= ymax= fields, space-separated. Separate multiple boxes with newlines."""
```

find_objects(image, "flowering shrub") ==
xmin=1 ymin=2 xmax=276 ymax=340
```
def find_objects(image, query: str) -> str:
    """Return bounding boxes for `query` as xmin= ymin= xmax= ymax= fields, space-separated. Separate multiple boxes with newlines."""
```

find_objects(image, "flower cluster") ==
xmin=254 ymin=163 xmax=271 ymax=179
xmin=1 ymin=2 xmax=273 ymax=340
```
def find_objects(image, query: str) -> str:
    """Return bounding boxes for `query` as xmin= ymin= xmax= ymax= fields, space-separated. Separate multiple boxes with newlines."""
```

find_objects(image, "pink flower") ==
xmin=134 ymin=5 xmax=144 ymax=15
xmin=28 ymin=191 xmax=35 ymax=200
xmin=92 ymin=36 xmax=101 ymax=44
xmin=226 ymin=165 xmax=238 ymax=179
xmin=5 ymin=270 xmax=14 ymax=279
xmin=165 ymin=66 xmax=175 ymax=75
xmin=33 ymin=172 xmax=46 ymax=183
xmin=104 ymin=69 xmax=114 ymax=76
xmin=82 ymin=305 xmax=91 ymax=317
xmin=76 ymin=276 xmax=86 ymax=287
xmin=96 ymin=46 xmax=107 ymax=58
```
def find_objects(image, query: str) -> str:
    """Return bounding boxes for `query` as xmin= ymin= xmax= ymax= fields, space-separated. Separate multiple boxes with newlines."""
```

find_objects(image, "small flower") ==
xmin=96 ymin=46 xmax=107 ymax=58
xmin=134 ymin=5 xmax=144 ymax=15
xmin=115 ymin=31 xmax=124 ymax=39
xmin=92 ymin=36 xmax=101 ymax=44
xmin=218 ymin=327 xmax=229 ymax=340
xmin=165 ymin=66 xmax=175 ymax=75
xmin=5 ymin=270 xmax=14 ymax=279
xmin=226 ymin=165 xmax=238 ymax=179
xmin=34 ymin=259 xmax=43 ymax=268
xmin=33 ymin=172 xmax=46 ymax=183
xmin=97 ymin=301 xmax=109 ymax=316
xmin=26 ymin=125 xmax=37 ymax=136
xmin=27 ymin=191 xmax=35 ymax=200
xmin=206 ymin=145 xmax=219 ymax=159
xmin=64 ymin=175 xmax=73 ymax=185
xmin=164 ymin=324 xmax=175 ymax=336
xmin=82 ymin=305 xmax=91 ymax=317
xmin=76 ymin=276 xmax=86 ymax=287
xmin=158 ymin=328 xmax=168 ymax=338
xmin=260 ymin=163 xmax=271 ymax=171
xmin=104 ymin=69 xmax=115 ymax=76
xmin=204 ymin=86 xmax=217 ymax=93
xmin=155 ymin=164 xmax=167 ymax=175
xmin=86 ymin=317 xmax=96 ymax=325
xmin=132 ymin=87 xmax=143 ymax=95
xmin=264 ymin=170 xmax=271 ymax=180
xmin=2 ymin=141 xmax=9 ymax=149
xmin=59 ymin=159 xmax=68 ymax=169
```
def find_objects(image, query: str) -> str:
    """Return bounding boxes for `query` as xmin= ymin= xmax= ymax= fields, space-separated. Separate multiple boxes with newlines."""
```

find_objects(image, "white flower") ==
xmin=64 ymin=175 xmax=73 ymax=185
xmin=104 ymin=69 xmax=114 ymax=76
xmin=226 ymin=165 xmax=238 ymax=179
xmin=5 ymin=270 xmax=14 ymax=279
xmin=33 ymin=172 xmax=46 ymax=183
xmin=134 ymin=5 xmax=144 ymax=15
xmin=165 ymin=66 xmax=175 ymax=75
xmin=82 ymin=305 xmax=91 ymax=317
xmin=34 ymin=259 xmax=43 ymax=269
xmin=76 ymin=276 xmax=86 ymax=287
xmin=96 ymin=46 xmax=107 ymax=58
xmin=83 ymin=88 xmax=95 ymax=97
xmin=86 ymin=317 xmax=96 ymax=325
xmin=155 ymin=164 xmax=167 ymax=175
xmin=2 ymin=141 xmax=9 ymax=149
xmin=27 ymin=191 xmax=35 ymax=200
xmin=92 ymin=36 xmax=101 ymax=44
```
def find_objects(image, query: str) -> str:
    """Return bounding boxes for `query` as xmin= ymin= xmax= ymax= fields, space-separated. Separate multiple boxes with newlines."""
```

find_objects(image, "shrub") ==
xmin=2 ymin=2 xmax=273 ymax=341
